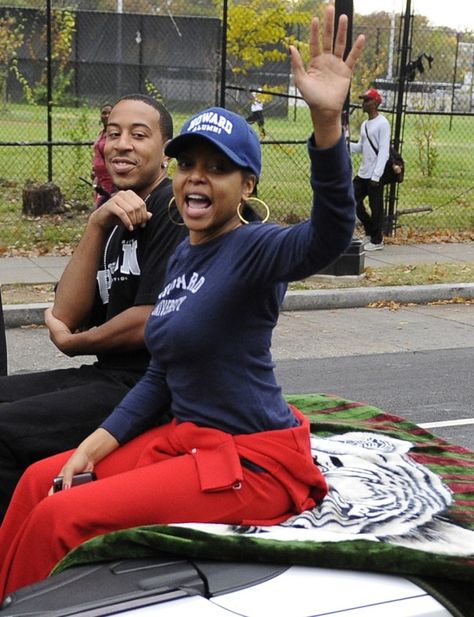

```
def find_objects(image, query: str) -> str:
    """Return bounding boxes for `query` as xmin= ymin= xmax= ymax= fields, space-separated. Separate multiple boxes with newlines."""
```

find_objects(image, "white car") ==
xmin=0 ymin=555 xmax=453 ymax=616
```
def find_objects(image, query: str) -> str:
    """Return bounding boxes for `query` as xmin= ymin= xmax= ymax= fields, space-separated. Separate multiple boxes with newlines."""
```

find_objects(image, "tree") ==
xmin=352 ymin=11 xmax=394 ymax=98
xmin=410 ymin=18 xmax=457 ymax=85
xmin=227 ymin=0 xmax=314 ymax=77
xmin=223 ymin=0 xmax=321 ymax=109
xmin=352 ymin=11 xmax=458 ymax=92
xmin=32 ymin=9 xmax=76 ymax=105
xmin=0 ymin=12 xmax=26 ymax=110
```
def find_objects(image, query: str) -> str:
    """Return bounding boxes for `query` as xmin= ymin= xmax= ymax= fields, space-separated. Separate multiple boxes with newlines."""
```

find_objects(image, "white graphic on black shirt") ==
xmin=120 ymin=240 xmax=140 ymax=275
xmin=97 ymin=238 xmax=140 ymax=304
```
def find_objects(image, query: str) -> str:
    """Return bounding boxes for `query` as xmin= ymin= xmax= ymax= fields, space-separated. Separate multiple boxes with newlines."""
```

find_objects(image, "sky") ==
xmin=353 ymin=0 xmax=474 ymax=31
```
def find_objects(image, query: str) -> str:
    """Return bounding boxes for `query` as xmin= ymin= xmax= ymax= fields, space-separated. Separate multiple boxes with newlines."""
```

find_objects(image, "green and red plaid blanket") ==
xmin=53 ymin=394 xmax=474 ymax=616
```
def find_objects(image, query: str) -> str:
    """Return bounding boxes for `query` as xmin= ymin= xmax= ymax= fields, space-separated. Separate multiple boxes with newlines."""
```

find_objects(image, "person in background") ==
xmin=246 ymin=89 xmax=266 ymax=138
xmin=0 ymin=6 xmax=365 ymax=599
xmin=350 ymin=87 xmax=390 ymax=251
xmin=91 ymin=103 xmax=115 ymax=207
xmin=0 ymin=94 xmax=186 ymax=524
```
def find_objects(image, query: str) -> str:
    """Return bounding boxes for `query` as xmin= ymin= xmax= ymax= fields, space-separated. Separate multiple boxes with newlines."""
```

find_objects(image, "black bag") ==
xmin=381 ymin=146 xmax=405 ymax=184
xmin=364 ymin=125 xmax=405 ymax=185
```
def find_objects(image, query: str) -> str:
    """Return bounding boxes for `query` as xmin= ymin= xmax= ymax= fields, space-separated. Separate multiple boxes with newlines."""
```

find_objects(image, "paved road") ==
xmin=5 ymin=303 xmax=474 ymax=450
xmin=275 ymin=348 xmax=473 ymax=449
xmin=272 ymin=303 xmax=474 ymax=450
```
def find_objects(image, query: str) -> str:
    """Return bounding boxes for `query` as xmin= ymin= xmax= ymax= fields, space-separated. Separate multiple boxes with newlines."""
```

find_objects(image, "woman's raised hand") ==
xmin=289 ymin=4 xmax=365 ymax=147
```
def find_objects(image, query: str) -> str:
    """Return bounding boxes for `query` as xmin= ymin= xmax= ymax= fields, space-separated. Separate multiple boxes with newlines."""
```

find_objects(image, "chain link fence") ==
xmin=352 ymin=18 xmax=474 ymax=239
xmin=0 ymin=0 xmax=473 ymax=254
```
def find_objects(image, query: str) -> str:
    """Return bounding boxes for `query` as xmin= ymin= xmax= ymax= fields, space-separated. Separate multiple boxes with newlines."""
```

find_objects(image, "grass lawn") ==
xmin=0 ymin=102 xmax=473 ymax=253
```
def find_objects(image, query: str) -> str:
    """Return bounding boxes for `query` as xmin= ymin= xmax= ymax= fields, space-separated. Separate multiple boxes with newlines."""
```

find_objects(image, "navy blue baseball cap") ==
xmin=165 ymin=107 xmax=261 ymax=178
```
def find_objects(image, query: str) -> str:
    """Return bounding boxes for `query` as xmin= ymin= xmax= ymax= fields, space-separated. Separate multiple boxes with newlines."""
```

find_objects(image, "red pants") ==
xmin=0 ymin=415 xmax=324 ymax=599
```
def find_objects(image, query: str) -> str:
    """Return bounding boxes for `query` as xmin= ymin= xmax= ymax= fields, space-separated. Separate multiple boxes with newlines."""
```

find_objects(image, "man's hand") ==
xmin=90 ymin=189 xmax=152 ymax=233
xmin=370 ymin=180 xmax=380 ymax=187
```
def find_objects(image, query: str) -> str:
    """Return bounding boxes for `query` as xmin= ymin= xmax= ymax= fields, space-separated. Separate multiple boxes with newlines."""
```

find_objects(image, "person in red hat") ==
xmin=350 ymin=87 xmax=390 ymax=250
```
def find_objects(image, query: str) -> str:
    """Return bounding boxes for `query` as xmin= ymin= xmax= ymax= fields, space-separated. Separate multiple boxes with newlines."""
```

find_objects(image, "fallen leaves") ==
xmin=367 ymin=297 xmax=472 ymax=310
xmin=428 ymin=296 xmax=473 ymax=306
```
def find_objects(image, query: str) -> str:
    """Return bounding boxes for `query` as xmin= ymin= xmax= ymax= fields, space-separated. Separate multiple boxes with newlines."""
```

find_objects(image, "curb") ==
xmin=3 ymin=303 xmax=51 ymax=329
xmin=282 ymin=282 xmax=474 ymax=311
xmin=3 ymin=283 xmax=474 ymax=328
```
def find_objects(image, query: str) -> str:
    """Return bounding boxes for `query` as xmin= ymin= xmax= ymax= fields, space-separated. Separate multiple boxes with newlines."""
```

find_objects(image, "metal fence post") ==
xmin=46 ymin=0 xmax=53 ymax=182
xmin=219 ymin=0 xmax=228 ymax=108
xmin=335 ymin=0 xmax=353 ymax=147
xmin=326 ymin=0 xmax=364 ymax=277
xmin=385 ymin=0 xmax=412 ymax=236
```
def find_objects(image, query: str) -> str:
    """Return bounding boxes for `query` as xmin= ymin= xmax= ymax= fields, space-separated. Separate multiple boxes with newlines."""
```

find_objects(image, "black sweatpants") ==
xmin=0 ymin=364 xmax=140 ymax=522
xmin=353 ymin=175 xmax=385 ymax=244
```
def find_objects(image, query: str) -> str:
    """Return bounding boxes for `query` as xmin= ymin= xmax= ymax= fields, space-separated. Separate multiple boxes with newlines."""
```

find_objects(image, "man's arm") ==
xmin=52 ymin=221 xmax=108 ymax=332
xmin=44 ymin=304 xmax=153 ymax=357
xmin=53 ymin=191 xmax=152 ymax=331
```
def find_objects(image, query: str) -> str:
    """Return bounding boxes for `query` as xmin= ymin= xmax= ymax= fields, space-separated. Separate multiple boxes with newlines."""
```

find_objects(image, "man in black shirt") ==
xmin=0 ymin=94 xmax=186 ymax=521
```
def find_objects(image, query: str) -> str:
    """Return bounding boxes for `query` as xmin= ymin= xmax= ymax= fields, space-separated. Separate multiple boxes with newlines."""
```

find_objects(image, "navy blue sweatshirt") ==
xmin=101 ymin=135 xmax=355 ymax=442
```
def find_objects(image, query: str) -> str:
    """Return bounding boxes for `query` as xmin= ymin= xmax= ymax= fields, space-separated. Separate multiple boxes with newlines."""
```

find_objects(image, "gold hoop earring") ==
xmin=237 ymin=197 xmax=270 ymax=224
xmin=167 ymin=197 xmax=185 ymax=226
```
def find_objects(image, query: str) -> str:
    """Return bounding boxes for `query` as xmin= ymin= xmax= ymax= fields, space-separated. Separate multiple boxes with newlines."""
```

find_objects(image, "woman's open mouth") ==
xmin=185 ymin=194 xmax=212 ymax=218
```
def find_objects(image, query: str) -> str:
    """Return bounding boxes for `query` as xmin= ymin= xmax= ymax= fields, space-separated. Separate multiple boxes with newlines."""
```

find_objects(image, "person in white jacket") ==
xmin=350 ymin=88 xmax=390 ymax=251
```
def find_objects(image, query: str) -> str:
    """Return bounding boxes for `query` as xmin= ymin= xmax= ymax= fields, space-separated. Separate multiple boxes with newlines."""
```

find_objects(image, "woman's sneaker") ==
xmin=364 ymin=241 xmax=384 ymax=251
